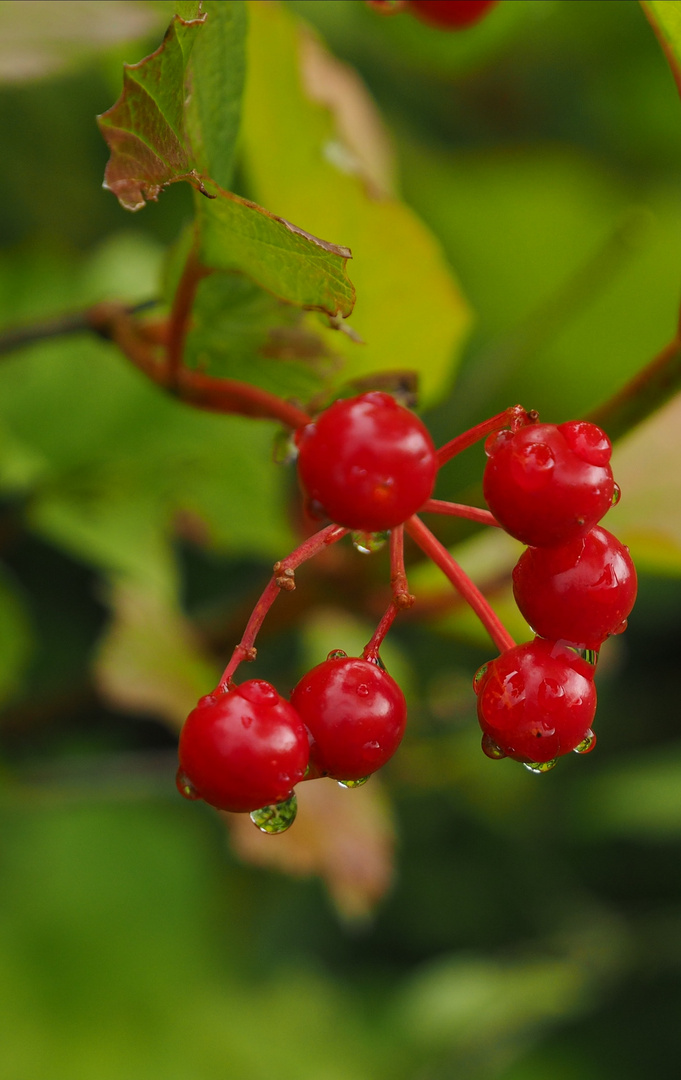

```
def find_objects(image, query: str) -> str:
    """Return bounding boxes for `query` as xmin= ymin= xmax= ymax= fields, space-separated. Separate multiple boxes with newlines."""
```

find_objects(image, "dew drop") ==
xmin=338 ymin=776 xmax=370 ymax=789
xmin=574 ymin=730 xmax=597 ymax=754
xmin=239 ymin=680 xmax=279 ymax=706
xmin=473 ymin=663 xmax=489 ymax=694
xmin=523 ymin=758 xmax=558 ymax=774
xmin=327 ymin=649 xmax=348 ymax=661
xmin=481 ymin=733 xmax=506 ymax=759
xmin=352 ymin=530 xmax=389 ymax=554
xmin=484 ymin=429 xmax=513 ymax=458
xmin=357 ymin=683 xmax=369 ymax=697
xmin=612 ymin=619 xmax=628 ymax=636
xmin=250 ymin=792 xmax=298 ymax=834
xmin=611 ymin=483 xmax=621 ymax=506
xmin=272 ymin=429 xmax=298 ymax=465
xmin=176 ymin=768 xmax=200 ymax=801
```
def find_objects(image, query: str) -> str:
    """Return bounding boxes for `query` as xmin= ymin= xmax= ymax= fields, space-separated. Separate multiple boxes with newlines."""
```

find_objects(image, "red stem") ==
xmin=420 ymin=499 xmax=500 ymax=528
xmin=363 ymin=526 xmax=413 ymax=660
xmin=437 ymin=405 xmax=533 ymax=468
xmin=176 ymin=369 xmax=312 ymax=428
xmin=217 ymin=524 xmax=349 ymax=688
xmin=166 ymin=240 xmax=208 ymax=385
xmin=404 ymin=515 xmax=515 ymax=654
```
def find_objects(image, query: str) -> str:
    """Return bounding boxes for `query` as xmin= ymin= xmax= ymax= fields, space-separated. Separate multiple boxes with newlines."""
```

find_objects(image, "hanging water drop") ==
xmin=272 ymin=429 xmax=298 ymax=465
xmin=611 ymin=483 xmax=621 ymax=506
xmin=481 ymin=732 xmax=506 ymax=759
xmin=574 ymin=730 xmax=597 ymax=754
xmin=523 ymin=758 xmax=558 ymax=774
xmin=250 ymin=792 xmax=298 ymax=834
xmin=338 ymin=776 xmax=370 ymax=789
xmin=473 ymin=663 xmax=489 ymax=694
xmin=176 ymin=768 xmax=200 ymax=801
xmin=351 ymin=531 xmax=389 ymax=554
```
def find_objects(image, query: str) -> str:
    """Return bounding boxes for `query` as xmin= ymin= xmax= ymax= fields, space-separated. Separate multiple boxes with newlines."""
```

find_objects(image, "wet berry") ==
xmin=483 ymin=420 xmax=615 ymax=547
xmin=177 ymin=681 xmax=309 ymax=813
xmin=295 ymin=392 xmax=438 ymax=532
xmin=474 ymin=638 xmax=597 ymax=764
xmin=513 ymin=525 xmax=637 ymax=650
xmin=290 ymin=653 xmax=407 ymax=781
xmin=407 ymin=0 xmax=499 ymax=29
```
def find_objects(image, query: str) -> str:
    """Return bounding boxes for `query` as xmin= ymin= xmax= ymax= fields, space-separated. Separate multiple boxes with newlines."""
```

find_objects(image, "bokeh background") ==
xmin=2 ymin=1 xmax=681 ymax=1077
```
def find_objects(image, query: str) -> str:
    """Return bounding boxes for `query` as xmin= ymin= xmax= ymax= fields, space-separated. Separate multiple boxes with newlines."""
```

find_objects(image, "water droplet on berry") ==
xmin=327 ymin=649 xmax=348 ymax=660
xmin=176 ymin=768 xmax=200 ymax=800
xmin=612 ymin=618 xmax=628 ymax=636
xmin=338 ymin=776 xmax=370 ymax=788
xmin=357 ymin=683 xmax=369 ymax=697
xmin=473 ymin=663 xmax=489 ymax=694
xmin=523 ymin=758 xmax=558 ymax=774
xmin=484 ymin=430 xmax=513 ymax=458
xmin=481 ymin=733 xmax=506 ymax=759
xmin=511 ymin=443 xmax=555 ymax=492
xmin=611 ymin=483 xmax=621 ymax=506
xmin=351 ymin=530 xmax=389 ymax=554
xmin=238 ymin=680 xmax=279 ymax=706
xmin=272 ymin=429 xmax=298 ymax=465
xmin=250 ymin=792 xmax=298 ymax=834
xmin=574 ymin=730 xmax=597 ymax=754
xmin=574 ymin=647 xmax=599 ymax=667
xmin=560 ymin=421 xmax=612 ymax=466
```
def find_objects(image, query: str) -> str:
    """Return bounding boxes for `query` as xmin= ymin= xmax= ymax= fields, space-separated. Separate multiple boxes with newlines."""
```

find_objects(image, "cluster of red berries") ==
xmin=177 ymin=652 xmax=407 ymax=832
xmin=367 ymin=0 xmax=499 ymax=31
xmin=476 ymin=421 xmax=636 ymax=771
xmin=177 ymin=392 xmax=636 ymax=831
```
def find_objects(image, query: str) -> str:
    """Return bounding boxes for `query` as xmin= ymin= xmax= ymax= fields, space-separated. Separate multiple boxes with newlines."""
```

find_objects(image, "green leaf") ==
xmin=183 ymin=0 xmax=247 ymax=191
xmin=196 ymin=187 xmax=355 ymax=316
xmin=98 ymin=2 xmax=356 ymax=320
xmin=97 ymin=11 xmax=209 ymax=211
xmin=183 ymin=273 xmax=335 ymax=400
xmin=641 ymin=2 xmax=681 ymax=96
xmin=240 ymin=0 xmax=471 ymax=406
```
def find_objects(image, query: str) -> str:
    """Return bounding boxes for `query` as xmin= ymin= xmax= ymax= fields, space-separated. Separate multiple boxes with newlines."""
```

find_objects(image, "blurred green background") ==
xmin=2 ymin=1 xmax=681 ymax=1077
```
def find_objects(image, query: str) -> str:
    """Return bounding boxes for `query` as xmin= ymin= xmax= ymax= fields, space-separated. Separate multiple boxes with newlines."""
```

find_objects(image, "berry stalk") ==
xmin=217 ymin=524 xmax=349 ymax=688
xmin=436 ymin=405 xmax=533 ymax=468
xmin=420 ymin=499 xmax=500 ymax=527
xmin=363 ymin=526 xmax=414 ymax=660
xmin=405 ymin=514 xmax=515 ymax=653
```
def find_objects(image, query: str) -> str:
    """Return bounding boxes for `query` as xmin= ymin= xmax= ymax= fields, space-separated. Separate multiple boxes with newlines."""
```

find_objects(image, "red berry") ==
xmin=290 ymin=653 xmax=407 ymax=781
xmin=177 ymin=681 xmax=309 ymax=813
xmin=483 ymin=421 xmax=615 ymax=547
xmin=513 ymin=525 xmax=637 ymax=651
xmin=407 ymin=0 xmax=498 ymax=29
xmin=295 ymin=392 xmax=438 ymax=532
xmin=474 ymin=638 xmax=597 ymax=764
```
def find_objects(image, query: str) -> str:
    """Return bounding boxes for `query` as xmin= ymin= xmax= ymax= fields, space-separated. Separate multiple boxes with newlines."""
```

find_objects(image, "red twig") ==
xmin=363 ymin=526 xmax=413 ymax=660
xmin=420 ymin=499 xmax=500 ymax=528
xmin=437 ymin=405 xmax=533 ymax=468
xmin=217 ymin=524 xmax=349 ymax=688
xmin=404 ymin=515 xmax=515 ymax=654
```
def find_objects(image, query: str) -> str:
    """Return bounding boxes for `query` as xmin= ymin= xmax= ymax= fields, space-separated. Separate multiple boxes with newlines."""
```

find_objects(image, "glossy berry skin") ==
xmin=178 ymin=680 xmax=309 ymax=813
xmin=290 ymin=655 xmax=407 ymax=780
xmin=474 ymin=638 xmax=597 ymax=763
xmin=483 ymin=421 xmax=615 ymax=547
xmin=513 ymin=525 xmax=637 ymax=651
xmin=407 ymin=0 xmax=498 ymax=29
xmin=295 ymin=392 xmax=438 ymax=532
